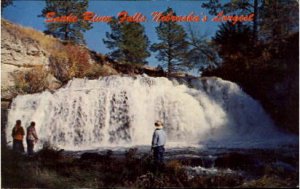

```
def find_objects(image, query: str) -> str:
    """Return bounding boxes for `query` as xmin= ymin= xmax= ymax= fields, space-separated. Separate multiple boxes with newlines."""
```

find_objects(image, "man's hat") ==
xmin=154 ymin=120 xmax=163 ymax=127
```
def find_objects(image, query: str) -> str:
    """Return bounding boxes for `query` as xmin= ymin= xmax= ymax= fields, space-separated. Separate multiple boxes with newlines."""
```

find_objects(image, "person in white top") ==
xmin=26 ymin=121 xmax=38 ymax=156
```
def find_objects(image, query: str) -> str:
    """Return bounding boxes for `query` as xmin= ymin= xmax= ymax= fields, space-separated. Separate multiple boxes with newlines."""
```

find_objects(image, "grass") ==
xmin=2 ymin=19 xmax=66 ymax=57
xmin=1 ymin=145 xmax=188 ymax=188
xmin=2 ymin=19 xmax=63 ymax=57
xmin=2 ymin=144 xmax=298 ymax=188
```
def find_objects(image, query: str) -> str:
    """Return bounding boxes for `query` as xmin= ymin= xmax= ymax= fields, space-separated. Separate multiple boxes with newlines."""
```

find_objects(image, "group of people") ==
xmin=11 ymin=120 xmax=39 ymax=155
xmin=11 ymin=119 xmax=166 ymax=165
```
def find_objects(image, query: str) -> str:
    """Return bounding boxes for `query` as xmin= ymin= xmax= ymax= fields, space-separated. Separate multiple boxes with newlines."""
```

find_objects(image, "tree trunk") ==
xmin=64 ymin=24 xmax=69 ymax=41
xmin=167 ymin=60 xmax=171 ymax=76
xmin=167 ymin=21 xmax=172 ymax=76
xmin=64 ymin=7 xmax=70 ymax=41
xmin=253 ymin=0 xmax=258 ymax=41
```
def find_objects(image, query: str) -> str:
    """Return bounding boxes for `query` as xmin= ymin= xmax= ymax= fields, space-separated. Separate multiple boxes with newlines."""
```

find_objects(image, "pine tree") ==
xmin=1 ymin=0 xmax=13 ymax=12
xmin=103 ymin=15 xmax=150 ymax=65
xmin=150 ymin=8 xmax=190 ymax=75
xmin=259 ymin=0 xmax=298 ymax=41
xmin=213 ymin=22 xmax=254 ymax=60
xmin=202 ymin=0 xmax=260 ymax=40
xmin=40 ymin=0 xmax=92 ymax=44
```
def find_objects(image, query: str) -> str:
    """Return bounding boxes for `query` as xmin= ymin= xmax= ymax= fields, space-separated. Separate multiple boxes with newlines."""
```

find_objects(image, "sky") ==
xmin=2 ymin=0 xmax=221 ymax=70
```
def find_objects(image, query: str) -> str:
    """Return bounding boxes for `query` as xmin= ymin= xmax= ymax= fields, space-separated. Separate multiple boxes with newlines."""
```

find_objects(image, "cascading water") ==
xmin=6 ymin=76 xmax=294 ymax=150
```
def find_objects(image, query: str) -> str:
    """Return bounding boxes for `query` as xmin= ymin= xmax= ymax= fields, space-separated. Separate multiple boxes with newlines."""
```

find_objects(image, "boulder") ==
xmin=46 ymin=74 xmax=62 ymax=91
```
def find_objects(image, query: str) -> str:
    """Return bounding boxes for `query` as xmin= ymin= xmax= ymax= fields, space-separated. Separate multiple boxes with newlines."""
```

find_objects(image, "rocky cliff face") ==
xmin=1 ymin=19 xmax=168 ymax=105
xmin=1 ymin=21 xmax=62 ymax=101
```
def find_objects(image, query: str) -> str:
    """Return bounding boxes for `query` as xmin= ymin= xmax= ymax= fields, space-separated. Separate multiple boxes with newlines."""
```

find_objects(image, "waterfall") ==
xmin=7 ymin=76 xmax=293 ymax=150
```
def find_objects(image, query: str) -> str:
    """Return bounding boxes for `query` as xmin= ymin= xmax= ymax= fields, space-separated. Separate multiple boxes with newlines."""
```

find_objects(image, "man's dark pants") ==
xmin=153 ymin=146 xmax=165 ymax=174
xmin=153 ymin=146 xmax=165 ymax=163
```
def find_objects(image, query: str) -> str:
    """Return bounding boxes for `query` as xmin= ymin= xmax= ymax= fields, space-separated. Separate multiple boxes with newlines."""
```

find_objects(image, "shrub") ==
xmin=11 ymin=66 xmax=48 ymax=94
xmin=84 ymin=64 xmax=117 ymax=79
xmin=65 ymin=44 xmax=91 ymax=78
xmin=48 ymin=44 xmax=92 ymax=82
xmin=125 ymin=148 xmax=138 ymax=160
xmin=134 ymin=172 xmax=165 ymax=188
xmin=3 ymin=19 xmax=98 ymax=84
xmin=3 ymin=19 xmax=121 ymax=86
xmin=165 ymin=160 xmax=183 ymax=175
xmin=49 ymin=55 xmax=70 ymax=83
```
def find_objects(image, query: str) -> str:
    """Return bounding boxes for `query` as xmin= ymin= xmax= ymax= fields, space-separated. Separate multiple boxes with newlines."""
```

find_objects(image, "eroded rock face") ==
xmin=1 ymin=22 xmax=62 ymax=100
xmin=1 ymin=25 xmax=49 ymax=67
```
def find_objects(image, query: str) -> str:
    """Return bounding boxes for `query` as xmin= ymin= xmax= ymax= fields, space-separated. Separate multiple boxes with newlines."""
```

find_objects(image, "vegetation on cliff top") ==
xmin=2 ymin=19 xmax=117 ymax=94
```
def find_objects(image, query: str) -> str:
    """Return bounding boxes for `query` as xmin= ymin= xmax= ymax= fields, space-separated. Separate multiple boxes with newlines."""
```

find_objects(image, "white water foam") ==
xmin=6 ymin=76 xmax=297 ymax=150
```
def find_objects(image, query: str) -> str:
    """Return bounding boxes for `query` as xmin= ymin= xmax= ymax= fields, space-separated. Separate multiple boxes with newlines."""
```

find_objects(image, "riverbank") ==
xmin=2 ymin=144 xmax=298 ymax=188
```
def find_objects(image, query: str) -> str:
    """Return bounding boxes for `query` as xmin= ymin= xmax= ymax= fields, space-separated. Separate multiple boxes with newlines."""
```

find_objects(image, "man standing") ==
xmin=151 ymin=120 xmax=167 ymax=166
xmin=26 ymin=121 xmax=38 ymax=156
xmin=12 ymin=120 xmax=25 ymax=153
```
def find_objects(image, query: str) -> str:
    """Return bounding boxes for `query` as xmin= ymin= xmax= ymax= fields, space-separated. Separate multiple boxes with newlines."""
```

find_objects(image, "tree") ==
xmin=150 ymin=8 xmax=190 ymax=75
xmin=213 ymin=22 xmax=254 ymax=62
xmin=202 ymin=0 xmax=299 ymax=42
xmin=186 ymin=25 xmax=221 ymax=72
xmin=259 ymin=0 xmax=299 ymax=41
xmin=202 ymin=0 xmax=260 ymax=40
xmin=1 ymin=0 xmax=13 ymax=12
xmin=103 ymin=14 xmax=150 ymax=65
xmin=40 ymin=0 xmax=92 ymax=44
xmin=202 ymin=2 xmax=299 ymax=133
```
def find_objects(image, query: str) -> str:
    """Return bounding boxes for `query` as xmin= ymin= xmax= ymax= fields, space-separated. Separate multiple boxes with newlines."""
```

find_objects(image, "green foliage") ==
xmin=151 ymin=8 xmax=190 ymax=75
xmin=213 ymin=22 xmax=254 ymax=62
xmin=201 ymin=0 xmax=299 ymax=133
xmin=202 ymin=0 xmax=260 ymax=39
xmin=1 ymin=0 xmax=13 ymax=11
xmin=103 ymin=14 xmax=150 ymax=65
xmin=202 ymin=0 xmax=298 ymax=42
xmin=259 ymin=0 xmax=299 ymax=41
xmin=40 ymin=0 xmax=92 ymax=44
xmin=203 ymin=17 xmax=299 ymax=133
xmin=202 ymin=0 xmax=256 ymax=15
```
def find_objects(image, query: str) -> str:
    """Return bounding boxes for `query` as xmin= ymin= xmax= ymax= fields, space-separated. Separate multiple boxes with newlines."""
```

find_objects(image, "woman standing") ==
xmin=11 ymin=120 xmax=25 ymax=153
